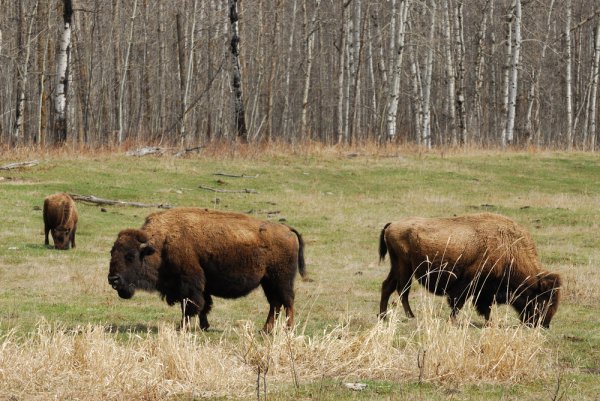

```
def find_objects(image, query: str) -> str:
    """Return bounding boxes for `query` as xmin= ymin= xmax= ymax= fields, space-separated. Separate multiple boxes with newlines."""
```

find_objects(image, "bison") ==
xmin=43 ymin=193 xmax=78 ymax=250
xmin=378 ymin=213 xmax=561 ymax=328
xmin=108 ymin=207 xmax=307 ymax=332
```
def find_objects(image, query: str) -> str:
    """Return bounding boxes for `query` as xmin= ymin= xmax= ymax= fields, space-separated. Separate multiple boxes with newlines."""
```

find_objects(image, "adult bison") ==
xmin=43 ymin=193 xmax=78 ymax=250
xmin=108 ymin=207 xmax=307 ymax=332
xmin=378 ymin=213 xmax=561 ymax=328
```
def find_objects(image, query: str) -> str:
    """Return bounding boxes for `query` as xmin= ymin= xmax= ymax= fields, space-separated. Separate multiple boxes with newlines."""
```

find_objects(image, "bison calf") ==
xmin=43 ymin=193 xmax=78 ymax=250
xmin=108 ymin=207 xmax=307 ymax=332
xmin=378 ymin=213 xmax=561 ymax=328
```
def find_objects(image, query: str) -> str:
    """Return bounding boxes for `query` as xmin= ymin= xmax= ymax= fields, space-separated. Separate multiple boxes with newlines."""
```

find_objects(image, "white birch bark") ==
xmin=441 ymin=0 xmax=456 ymax=144
xmin=500 ymin=1 xmax=515 ymax=147
xmin=55 ymin=0 xmax=73 ymax=144
xmin=421 ymin=0 xmax=436 ymax=148
xmin=565 ymin=0 xmax=573 ymax=149
xmin=505 ymin=0 xmax=521 ymax=147
xmin=336 ymin=2 xmax=348 ymax=144
xmin=117 ymin=0 xmax=138 ymax=145
xmin=385 ymin=0 xmax=409 ymax=142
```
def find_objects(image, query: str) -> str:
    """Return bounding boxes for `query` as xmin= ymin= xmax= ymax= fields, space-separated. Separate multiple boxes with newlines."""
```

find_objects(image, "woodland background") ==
xmin=1 ymin=0 xmax=600 ymax=150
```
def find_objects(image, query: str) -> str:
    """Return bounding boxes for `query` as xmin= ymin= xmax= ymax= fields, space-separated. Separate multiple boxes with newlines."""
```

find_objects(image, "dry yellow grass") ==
xmin=0 ymin=298 xmax=553 ymax=400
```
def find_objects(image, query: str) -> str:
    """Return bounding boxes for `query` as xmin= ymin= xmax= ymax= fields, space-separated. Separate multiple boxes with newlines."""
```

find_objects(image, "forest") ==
xmin=1 ymin=0 xmax=600 ymax=150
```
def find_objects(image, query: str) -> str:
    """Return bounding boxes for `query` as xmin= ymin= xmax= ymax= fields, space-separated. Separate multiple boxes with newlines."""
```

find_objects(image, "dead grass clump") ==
xmin=0 ymin=306 xmax=554 ymax=399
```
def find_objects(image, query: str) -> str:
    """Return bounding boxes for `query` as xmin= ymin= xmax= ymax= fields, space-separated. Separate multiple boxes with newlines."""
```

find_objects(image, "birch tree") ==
xmin=588 ymin=18 xmax=600 ymax=150
xmin=421 ymin=0 xmax=436 ymax=148
xmin=229 ymin=0 xmax=248 ymax=142
xmin=300 ymin=0 xmax=321 ymax=139
xmin=441 ymin=0 xmax=456 ymax=144
xmin=385 ymin=0 xmax=409 ymax=142
xmin=454 ymin=1 xmax=466 ymax=145
xmin=54 ymin=0 xmax=73 ymax=145
xmin=565 ymin=0 xmax=574 ymax=149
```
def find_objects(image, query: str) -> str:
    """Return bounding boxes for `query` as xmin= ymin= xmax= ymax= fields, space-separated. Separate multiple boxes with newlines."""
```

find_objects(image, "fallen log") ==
xmin=213 ymin=172 xmax=258 ymax=178
xmin=198 ymin=185 xmax=258 ymax=194
xmin=0 ymin=160 xmax=39 ymax=170
xmin=125 ymin=147 xmax=166 ymax=157
xmin=69 ymin=194 xmax=172 ymax=209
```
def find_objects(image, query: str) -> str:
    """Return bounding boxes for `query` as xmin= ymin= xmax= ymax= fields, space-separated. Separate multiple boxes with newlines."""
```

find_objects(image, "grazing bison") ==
xmin=43 ymin=193 xmax=78 ymax=250
xmin=108 ymin=207 xmax=307 ymax=332
xmin=378 ymin=213 xmax=561 ymax=328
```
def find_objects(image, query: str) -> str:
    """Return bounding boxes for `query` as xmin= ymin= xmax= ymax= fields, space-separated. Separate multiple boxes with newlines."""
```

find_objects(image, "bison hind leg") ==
xmin=261 ymin=279 xmax=294 ymax=333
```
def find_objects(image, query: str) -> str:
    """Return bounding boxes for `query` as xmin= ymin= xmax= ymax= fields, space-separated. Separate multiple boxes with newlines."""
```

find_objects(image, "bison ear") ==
xmin=538 ymin=272 xmax=561 ymax=293
xmin=139 ymin=242 xmax=156 ymax=259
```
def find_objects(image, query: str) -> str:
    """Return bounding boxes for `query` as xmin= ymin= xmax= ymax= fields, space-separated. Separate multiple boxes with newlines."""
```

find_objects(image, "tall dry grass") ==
xmin=0 ymin=296 xmax=554 ymax=400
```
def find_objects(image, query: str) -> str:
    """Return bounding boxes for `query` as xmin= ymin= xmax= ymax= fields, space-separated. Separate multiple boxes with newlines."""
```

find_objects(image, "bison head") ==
xmin=515 ymin=273 xmax=561 ymax=328
xmin=108 ymin=229 xmax=157 ymax=299
xmin=51 ymin=226 xmax=71 ymax=250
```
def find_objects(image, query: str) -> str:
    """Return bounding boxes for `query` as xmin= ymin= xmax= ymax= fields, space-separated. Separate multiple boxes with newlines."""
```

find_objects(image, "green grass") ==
xmin=1 ymin=150 xmax=600 ymax=399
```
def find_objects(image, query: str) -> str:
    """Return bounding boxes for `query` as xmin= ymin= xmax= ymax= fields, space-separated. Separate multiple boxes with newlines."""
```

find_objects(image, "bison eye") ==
xmin=125 ymin=252 xmax=136 ymax=262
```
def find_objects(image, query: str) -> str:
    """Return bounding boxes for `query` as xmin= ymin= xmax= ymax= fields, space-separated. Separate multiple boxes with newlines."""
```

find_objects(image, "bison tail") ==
xmin=379 ymin=223 xmax=392 ymax=262
xmin=290 ymin=227 xmax=309 ymax=281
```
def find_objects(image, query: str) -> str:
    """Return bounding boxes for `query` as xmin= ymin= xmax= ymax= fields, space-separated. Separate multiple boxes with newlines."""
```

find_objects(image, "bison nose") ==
xmin=108 ymin=275 xmax=121 ymax=288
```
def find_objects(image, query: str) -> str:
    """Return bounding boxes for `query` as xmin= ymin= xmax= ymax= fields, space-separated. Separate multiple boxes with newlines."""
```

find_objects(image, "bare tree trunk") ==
xmin=473 ymin=0 xmax=490 ymax=143
xmin=281 ymin=0 xmax=298 ymax=140
xmin=504 ymin=0 xmax=521 ymax=147
xmin=180 ymin=0 xmax=199 ymax=148
xmin=454 ymin=1 xmax=467 ymax=145
xmin=421 ymin=0 xmax=436 ymax=148
xmin=13 ymin=1 xmax=25 ymax=147
xmin=588 ymin=18 xmax=600 ymax=151
xmin=385 ymin=0 xmax=409 ymax=143
xmin=265 ymin=2 xmax=281 ymax=143
xmin=37 ymin=0 xmax=51 ymax=146
xmin=336 ymin=1 xmax=349 ymax=144
xmin=55 ymin=0 xmax=73 ymax=145
xmin=565 ymin=0 xmax=574 ymax=150
xmin=408 ymin=28 xmax=423 ymax=144
xmin=441 ymin=0 xmax=456 ymax=145
xmin=229 ymin=0 xmax=248 ymax=142
xmin=117 ymin=0 xmax=137 ymax=145
xmin=300 ymin=0 xmax=321 ymax=140
xmin=525 ymin=0 xmax=554 ymax=147
xmin=500 ymin=1 xmax=515 ymax=147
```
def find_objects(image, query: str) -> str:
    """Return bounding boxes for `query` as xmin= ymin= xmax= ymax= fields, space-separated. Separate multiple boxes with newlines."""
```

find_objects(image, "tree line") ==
xmin=1 ymin=0 xmax=599 ymax=149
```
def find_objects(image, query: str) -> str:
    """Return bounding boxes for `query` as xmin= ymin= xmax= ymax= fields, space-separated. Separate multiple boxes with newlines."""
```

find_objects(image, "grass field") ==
xmin=0 ymin=147 xmax=599 ymax=400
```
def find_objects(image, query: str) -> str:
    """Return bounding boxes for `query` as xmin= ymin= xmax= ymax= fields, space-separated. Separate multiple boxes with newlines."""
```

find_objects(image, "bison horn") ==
xmin=139 ymin=242 xmax=156 ymax=257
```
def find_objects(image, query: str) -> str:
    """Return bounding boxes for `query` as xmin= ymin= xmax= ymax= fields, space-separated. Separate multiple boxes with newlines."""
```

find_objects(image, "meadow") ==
xmin=0 ymin=146 xmax=599 ymax=400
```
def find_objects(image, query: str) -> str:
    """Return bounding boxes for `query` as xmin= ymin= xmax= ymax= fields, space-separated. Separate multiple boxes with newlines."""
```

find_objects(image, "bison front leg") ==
xmin=199 ymin=293 xmax=213 ymax=330
xmin=180 ymin=297 xmax=204 ymax=331
xmin=44 ymin=226 xmax=50 ymax=246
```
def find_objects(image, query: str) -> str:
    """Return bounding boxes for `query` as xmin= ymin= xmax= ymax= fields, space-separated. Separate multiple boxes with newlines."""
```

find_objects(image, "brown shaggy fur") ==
xmin=108 ymin=207 xmax=307 ymax=332
xmin=378 ymin=213 xmax=561 ymax=328
xmin=43 ymin=193 xmax=78 ymax=250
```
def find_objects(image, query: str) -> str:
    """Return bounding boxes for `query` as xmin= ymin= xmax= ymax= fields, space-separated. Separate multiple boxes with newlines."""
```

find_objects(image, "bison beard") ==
xmin=378 ymin=213 xmax=561 ymax=328
xmin=108 ymin=208 xmax=307 ymax=332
